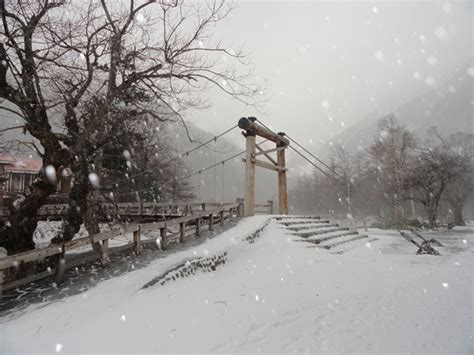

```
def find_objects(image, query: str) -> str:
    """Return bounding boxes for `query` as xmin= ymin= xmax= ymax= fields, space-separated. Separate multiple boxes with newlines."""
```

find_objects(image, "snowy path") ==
xmin=0 ymin=217 xmax=472 ymax=354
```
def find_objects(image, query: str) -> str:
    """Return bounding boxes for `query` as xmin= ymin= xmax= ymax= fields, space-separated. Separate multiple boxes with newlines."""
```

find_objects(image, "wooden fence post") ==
xmin=55 ymin=245 xmax=66 ymax=284
xmin=133 ymin=225 xmax=141 ymax=255
xmin=101 ymin=239 xmax=109 ymax=265
xmin=160 ymin=224 xmax=167 ymax=250
xmin=220 ymin=210 xmax=225 ymax=226
xmin=179 ymin=222 xmax=185 ymax=243
xmin=268 ymin=200 xmax=274 ymax=214
xmin=209 ymin=213 xmax=214 ymax=231
xmin=236 ymin=198 xmax=244 ymax=218
xmin=195 ymin=217 xmax=201 ymax=237
xmin=201 ymin=203 xmax=206 ymax=211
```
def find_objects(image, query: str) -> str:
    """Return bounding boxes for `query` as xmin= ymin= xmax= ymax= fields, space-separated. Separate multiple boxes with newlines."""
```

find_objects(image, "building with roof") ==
xmin=0 ymin=155 xmax=42 ymax=195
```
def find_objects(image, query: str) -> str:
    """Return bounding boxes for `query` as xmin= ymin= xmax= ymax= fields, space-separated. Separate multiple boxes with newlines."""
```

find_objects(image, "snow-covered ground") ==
xmin=0 ymin=216 xmax=472 ymax=354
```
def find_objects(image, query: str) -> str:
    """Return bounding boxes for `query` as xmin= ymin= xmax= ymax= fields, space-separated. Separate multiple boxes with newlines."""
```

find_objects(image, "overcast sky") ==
xmin=190 ymin=0 xmax=472 ymax=149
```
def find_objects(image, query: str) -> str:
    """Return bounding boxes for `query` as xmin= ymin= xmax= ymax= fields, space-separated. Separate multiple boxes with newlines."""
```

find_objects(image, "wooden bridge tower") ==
xmin=238 ymin=117 xmax=289 ymax=216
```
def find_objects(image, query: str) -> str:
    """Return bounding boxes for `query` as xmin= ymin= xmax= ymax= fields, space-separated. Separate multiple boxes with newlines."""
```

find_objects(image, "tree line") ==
xmin=290 ymin=115 xmax=474 ymax=229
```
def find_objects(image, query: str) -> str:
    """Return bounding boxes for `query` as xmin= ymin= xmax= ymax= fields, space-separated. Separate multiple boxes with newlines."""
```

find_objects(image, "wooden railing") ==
xmin=254 ymin=200 xmax=274 ymax=215
xmin=0 ymin=202 xmax=231 ymax=219
xmin=0 ymin=202 xmax=243 ymax=296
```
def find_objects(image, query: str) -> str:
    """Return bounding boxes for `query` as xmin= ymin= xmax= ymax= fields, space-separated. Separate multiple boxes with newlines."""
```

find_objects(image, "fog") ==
xmin=192 ymin=1 xmax=472 ymax=153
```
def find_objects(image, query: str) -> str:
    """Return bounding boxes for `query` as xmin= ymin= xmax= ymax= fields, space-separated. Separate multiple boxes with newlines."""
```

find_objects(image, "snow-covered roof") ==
xmin=0 ymin=155 xmax=42 ymax=174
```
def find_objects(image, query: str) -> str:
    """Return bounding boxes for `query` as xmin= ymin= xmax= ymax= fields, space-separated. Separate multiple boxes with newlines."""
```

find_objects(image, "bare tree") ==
xmin=330 ymin=144 xmax=360 ymax=216
xmin=0 ymin=0 xmax=262 ymax=254
xmin=408 ymin=130 xmax=472 ymax=229
xmin=369 ymin=115 xmax=415 ymax=225
xmin=439 ymin=133 xmax=473 ymax=226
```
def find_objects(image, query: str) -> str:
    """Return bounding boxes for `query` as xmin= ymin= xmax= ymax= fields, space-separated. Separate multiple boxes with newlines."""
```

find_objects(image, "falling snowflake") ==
xmin=427 ymin=55 xmax=438 ymax=66
xmin=55 ymin=343 xmax=63 ymax=352
xmin=442 ymin=2 xmax=453 ymax=13
xmin=88 ymin=172 xmax=100 ymax=188
xmin=425 ymin=76 xmax=436 ymax=86
xmin=434 ymin=26 xmax=448 ymax=40
xmin=374 ymin=50 xmax=384 ymax=61
xmin=120 ymin=314 xmax=127 ymax=322
xmin=45 ymin=165 xmax=57 ymax=184
xmin=442 ymin=282 xmax=449 ymax=289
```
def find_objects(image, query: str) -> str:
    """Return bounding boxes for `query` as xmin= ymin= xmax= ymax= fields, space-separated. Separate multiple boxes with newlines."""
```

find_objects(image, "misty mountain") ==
xmin=325 ymin=68 xmax=473 ymax=153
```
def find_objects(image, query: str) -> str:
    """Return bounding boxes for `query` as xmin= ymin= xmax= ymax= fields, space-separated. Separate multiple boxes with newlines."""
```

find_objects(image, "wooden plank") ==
xmin=0 ymin=245 xmax=63 ymax=270
xmin=64 ymin=237 xmax=94 ymax=251
xmin=238 ymin=117 xmax=289 ymax=146
xmin=3 ymin=268 xmax=56 ymax=291
xmin=254 ymin=146 xmax=285 ymax=157
xmin=254 ymin=159 xmax=286 ymax=172
xmin=91 ymin=228 xmax=127 ymax=244
xmin=255 ymin=144 xmax=278 ymax=165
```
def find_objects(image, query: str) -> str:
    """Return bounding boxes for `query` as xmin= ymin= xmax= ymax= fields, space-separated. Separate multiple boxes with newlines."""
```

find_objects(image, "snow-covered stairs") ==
xmin=276 ymin=216 xmax=373 ymax=254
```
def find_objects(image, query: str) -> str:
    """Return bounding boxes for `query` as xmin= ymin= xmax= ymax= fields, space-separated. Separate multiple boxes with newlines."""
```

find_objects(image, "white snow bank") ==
xmin=0 ymin=217 xmax=472 ymax=354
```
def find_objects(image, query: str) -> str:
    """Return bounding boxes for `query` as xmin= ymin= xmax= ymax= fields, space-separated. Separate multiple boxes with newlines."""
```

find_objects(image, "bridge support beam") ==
xmin=277 ymin=138 xmax=288 ymax=215
xmin=243 ymin=132 xmax=256 ymax=217
xmin=239 ymin=117 xmax=289 ymax=217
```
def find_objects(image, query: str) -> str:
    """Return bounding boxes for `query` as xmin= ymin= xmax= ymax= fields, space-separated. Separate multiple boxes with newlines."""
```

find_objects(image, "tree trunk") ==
xmin=0 ymin=175 xmax=56 ymax=255
xmin=450 ymin=200 xmax=466 ymax=226
xmin=85 ymin=190 xmax=102 ymax=253
xmin=52 ymin=161 xmax=90 ymax=244
xmin=394 ymin=201 xmax=405 ymax=227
